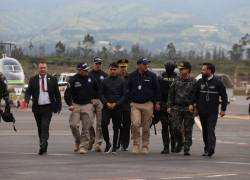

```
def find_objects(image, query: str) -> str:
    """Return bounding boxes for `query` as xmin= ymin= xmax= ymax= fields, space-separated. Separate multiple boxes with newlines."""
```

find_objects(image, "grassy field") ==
xmin=19 ymin=56 xmax=250 ymax=89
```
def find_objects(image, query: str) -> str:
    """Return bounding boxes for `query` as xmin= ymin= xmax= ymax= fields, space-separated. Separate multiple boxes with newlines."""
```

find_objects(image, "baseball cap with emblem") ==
xmin=137 ymin=57 xmax=151 ymax=65
xmin=93 ymin=57 xmax=103 ymax=64
xmin=178 ymin=61 xmax=191 ymax=70
xmin=117 ymin=59 xmax=129 ymax=67
xmin=77 ymin=63 xmax=90 ymax=71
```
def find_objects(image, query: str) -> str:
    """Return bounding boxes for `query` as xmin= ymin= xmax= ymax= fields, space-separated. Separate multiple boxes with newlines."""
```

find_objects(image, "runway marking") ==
xmin=160 ymin=177 xmax=193 ymax=179
xmin=205 ymin=174 xmax=238 ymax=178
xmin=215 ymin=161 xmax=250 ymax=166
xmin=224 ymin=115 xmax=249 ymax=120
xmin=0 ymin=151 xmax=75 ymax=157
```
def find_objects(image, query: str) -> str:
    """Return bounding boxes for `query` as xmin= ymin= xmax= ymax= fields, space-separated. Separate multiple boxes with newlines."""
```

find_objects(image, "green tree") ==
xmin=165 ymin=42 xmax=176 ymax=60
xmin=55 ymin=41 xmax=66 ymax=56
xmin=83 ymin=33 xmax=95 ymax=60
xmin=229 ymin=43 xmax=243 ymax=61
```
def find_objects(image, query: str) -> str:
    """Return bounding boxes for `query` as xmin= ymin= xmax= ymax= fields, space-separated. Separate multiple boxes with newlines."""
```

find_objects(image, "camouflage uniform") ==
xmin=167 ymin=76 xmax=196 ymax=153
xmin=157 ymin=72 xmax=177 ymax=153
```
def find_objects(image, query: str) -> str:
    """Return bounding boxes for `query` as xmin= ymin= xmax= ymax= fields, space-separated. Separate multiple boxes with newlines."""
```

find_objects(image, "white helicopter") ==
xmin=0 ymin=42 xmax=25 ymax=104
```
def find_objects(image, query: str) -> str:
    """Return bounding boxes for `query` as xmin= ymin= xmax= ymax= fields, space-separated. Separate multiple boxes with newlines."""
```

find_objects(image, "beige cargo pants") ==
xmin=131 ymin=102 xmax=154 ymax=150
xmin=89 ymin=99 xmax=103 ymax=149
xmin=69 ymin=103 xmax=93 ymax=150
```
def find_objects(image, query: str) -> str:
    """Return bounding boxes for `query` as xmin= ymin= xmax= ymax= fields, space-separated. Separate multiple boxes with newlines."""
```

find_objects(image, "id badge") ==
xmin=206 ymin=94 xmax=210 ymax=102
xmin=138 ymin=85 xmax=142 ymax=90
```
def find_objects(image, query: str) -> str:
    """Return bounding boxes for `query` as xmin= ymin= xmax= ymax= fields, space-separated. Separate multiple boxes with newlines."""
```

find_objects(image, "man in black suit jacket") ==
xmin=25 ymin=62 xmax=62 ymax=155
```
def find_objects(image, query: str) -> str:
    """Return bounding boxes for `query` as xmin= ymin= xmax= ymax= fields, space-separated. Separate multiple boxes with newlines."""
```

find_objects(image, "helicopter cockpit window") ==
xmin=4 ymin=65 xmax=21 ymax=72
xmin=4 ymin=65 xmax=13 ymax=72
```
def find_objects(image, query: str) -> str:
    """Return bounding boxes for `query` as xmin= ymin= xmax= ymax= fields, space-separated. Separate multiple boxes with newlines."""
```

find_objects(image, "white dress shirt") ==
xmin=38 ymin=75 xmax=51 ymax=105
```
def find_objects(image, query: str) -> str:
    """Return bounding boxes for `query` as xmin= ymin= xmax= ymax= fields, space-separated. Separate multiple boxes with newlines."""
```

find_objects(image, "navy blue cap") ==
xmin=77 ymin=63 xmax=90 ymax=71
xmin=178 ymin=61 xmax=191 ymax=70
xmin=137 ymin=57 xmax=151 ymax=65
xmin=93 ymin=57 xmax=103 ymax=64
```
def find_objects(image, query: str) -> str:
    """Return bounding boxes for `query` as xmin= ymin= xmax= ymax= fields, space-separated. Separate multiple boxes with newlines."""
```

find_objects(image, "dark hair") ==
xmin=37 ymin=58 xmax=47 ymax=64
xmin=203 ymin=63 xmax=215 ymax=74
xmin=109 ymin=62 xmax=118 ymax=68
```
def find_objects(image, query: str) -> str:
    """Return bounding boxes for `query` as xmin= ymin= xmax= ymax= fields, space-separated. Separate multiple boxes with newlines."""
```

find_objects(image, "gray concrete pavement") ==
xmin=0 ymin=98 xmax=249 ymax=180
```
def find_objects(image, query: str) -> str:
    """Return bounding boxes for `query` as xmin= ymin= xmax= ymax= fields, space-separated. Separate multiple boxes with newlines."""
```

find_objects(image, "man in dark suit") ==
xmin=25 ymin=61 xmax=62 ymax=155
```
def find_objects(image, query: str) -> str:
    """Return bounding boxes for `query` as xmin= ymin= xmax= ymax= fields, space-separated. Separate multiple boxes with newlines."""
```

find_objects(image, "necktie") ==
xmin=41 ymin=76 xmax=46 ymax=92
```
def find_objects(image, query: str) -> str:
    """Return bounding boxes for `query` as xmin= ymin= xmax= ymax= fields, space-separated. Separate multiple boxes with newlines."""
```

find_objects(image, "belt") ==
xmin=132 ymin=101 xmax=152 ymax=104
xmin=37 ymin=104 xmax=51 ymax=107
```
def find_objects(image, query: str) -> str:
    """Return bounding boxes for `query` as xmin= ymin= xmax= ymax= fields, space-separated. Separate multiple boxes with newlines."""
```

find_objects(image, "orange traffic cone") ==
xmin=20 ymin=98 xmax=26 ymax=111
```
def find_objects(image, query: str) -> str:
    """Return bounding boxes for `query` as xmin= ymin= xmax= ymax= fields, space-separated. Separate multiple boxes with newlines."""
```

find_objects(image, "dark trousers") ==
xmin=33 ymin=105 xmax=53 ymax=149
xmin=199 ymin=112 xmax=218 ymax=152
xmin=101 ymin=107 xmax=121 ymax=150
xmin=248 ymin=103 xmax=250 ymax=115
xmin=160 ymin=112 xmax=175 ymax=150
xmin=118 ymin=109 xmax=131 ymax=149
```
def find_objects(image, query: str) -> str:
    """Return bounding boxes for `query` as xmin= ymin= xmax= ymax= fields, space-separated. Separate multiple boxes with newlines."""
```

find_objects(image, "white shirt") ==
xmin=208 ymin=75 xmax=214 ymax=81
xmin=38 ymin=75 xmax=51 ymax=105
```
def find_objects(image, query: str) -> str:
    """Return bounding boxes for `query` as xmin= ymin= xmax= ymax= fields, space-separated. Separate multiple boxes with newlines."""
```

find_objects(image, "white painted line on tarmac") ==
xmin=0 ymin=151 xmax=75 ymax=156
xmin=160 ymin=177 xmax=193 ymax=180
xmin=205 ymin=174 xmax=237 ymax=178
xmin=198 ymin=160 xmax=250 ymax=166
xmin=215 ymin=161 xmax=250 ymax=166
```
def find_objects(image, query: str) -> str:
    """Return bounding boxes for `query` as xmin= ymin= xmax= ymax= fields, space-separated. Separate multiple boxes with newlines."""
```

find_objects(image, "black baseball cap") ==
xmin=76 ymin=63 xmax=90 ymax=71
xmin=93 ymin=57 xmax=103 ymax=64
xmin=178 ymin=61 xmax=191 ymax=70
xmin=137 ymin=57 xmax=151 ymax=65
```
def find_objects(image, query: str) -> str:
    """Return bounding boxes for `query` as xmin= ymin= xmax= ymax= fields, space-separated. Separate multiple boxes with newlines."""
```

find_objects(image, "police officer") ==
xmin=100 ymin=62 xmax=127 ymax=154
xmin=64 ymin=63 xmax=98 ymax=154
xmin=167 ymin=61 xmax=196 ymax=156
xmin=193 ymin=63 xmax=228 ymax=157
xmin=157 ymin=61 xmax=177 ymax=154
xmin=117 ymin=59 xmax=131 ymax=151
xmin=88 ymin=57 xmax=108 ymax=152
xmin=128 ymin=57 xmax=160 ymax=154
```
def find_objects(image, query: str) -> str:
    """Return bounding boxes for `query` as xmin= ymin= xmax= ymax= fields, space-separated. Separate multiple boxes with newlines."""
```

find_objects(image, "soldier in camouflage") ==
xmin=156 ymin=61 xmax=177 ymax=154
xmin=167 ymin=61 xmax=196 ymax=156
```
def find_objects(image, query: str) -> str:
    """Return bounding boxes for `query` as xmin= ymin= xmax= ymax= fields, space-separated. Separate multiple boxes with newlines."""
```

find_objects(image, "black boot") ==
xmin=171 ymin=140 xmax=176 ymax=153
xmin=184 ymin=147 xmax=190 ymax=156
xmin=161 ymin=146 xmax=170 ymax=154
xmin=208 ymin=148 xmax=215 ymax=157
xmin=104 ymin=142 xmax=112 ymax=153
xmin=175 ymin=143 xmax=183 ymax=153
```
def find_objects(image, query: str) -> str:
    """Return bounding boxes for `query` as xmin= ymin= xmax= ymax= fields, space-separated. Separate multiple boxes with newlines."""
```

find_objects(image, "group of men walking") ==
xmin=23 ymin=57 xmax=228 ymax=157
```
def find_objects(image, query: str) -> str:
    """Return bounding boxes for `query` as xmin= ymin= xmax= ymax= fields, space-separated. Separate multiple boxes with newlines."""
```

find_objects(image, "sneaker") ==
xmin=79 ymin=148 xmax=88 ymax=154
xmin=74 ymin=143 xmax=80 ymax=152
xmin=141 ymin=147 xmax=149 ymax=155
xmin=132 ymin=145 xmax=140 ymax=154
xmin=104 ymin=143 xmax=112 ymax=154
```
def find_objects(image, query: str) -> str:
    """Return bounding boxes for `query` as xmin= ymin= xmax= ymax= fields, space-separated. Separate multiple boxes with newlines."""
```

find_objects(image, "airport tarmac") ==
xmin=0 ymin=96 xmax=249 ymax=180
